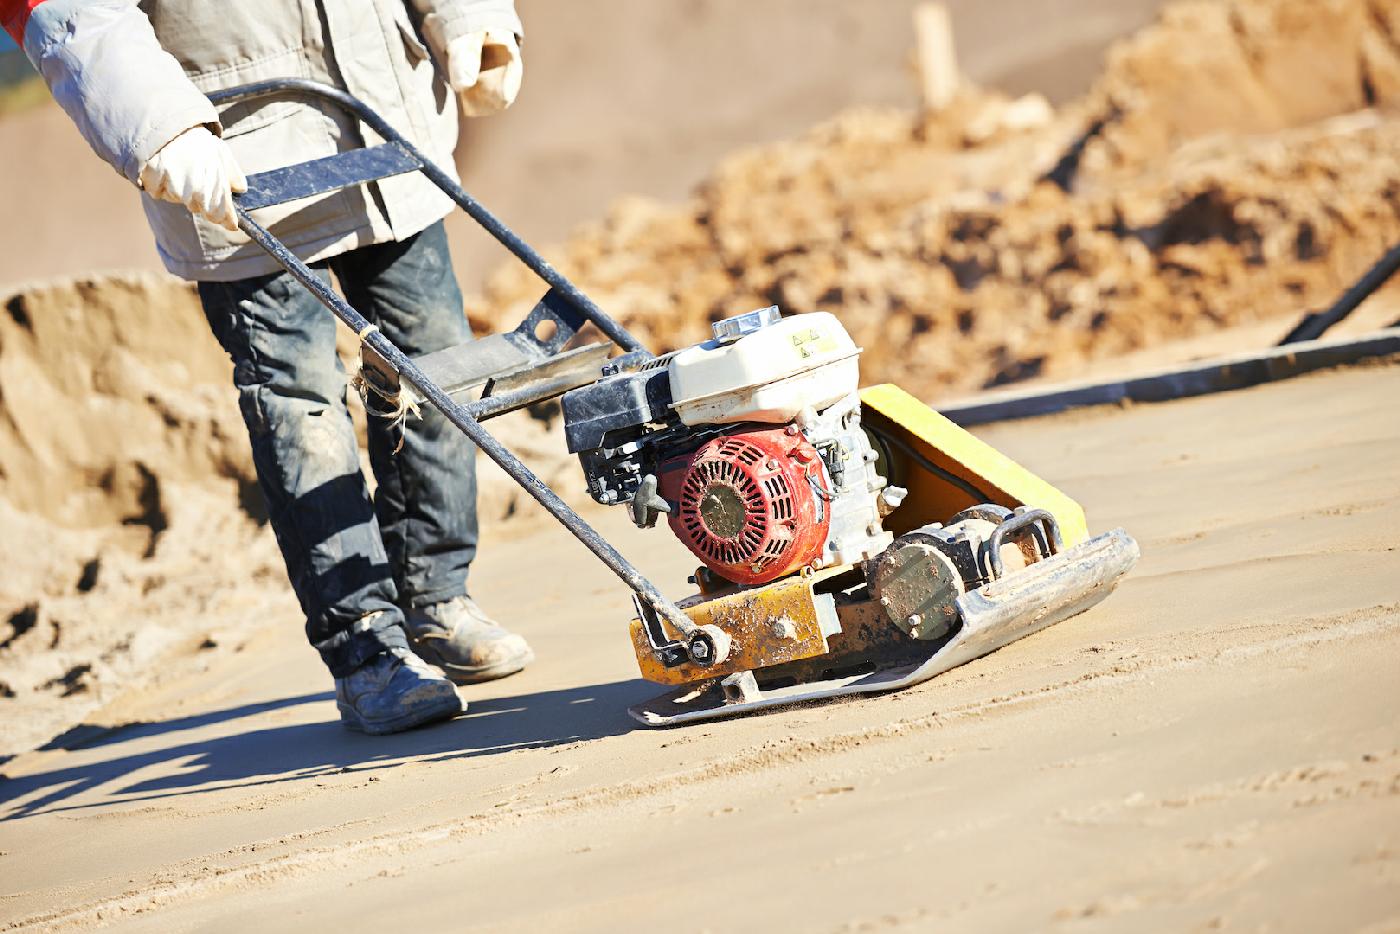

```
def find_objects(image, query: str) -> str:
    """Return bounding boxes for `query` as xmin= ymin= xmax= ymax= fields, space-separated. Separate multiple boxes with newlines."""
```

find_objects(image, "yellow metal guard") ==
xmin=859 ymin=384 xmax=1089 ymax=546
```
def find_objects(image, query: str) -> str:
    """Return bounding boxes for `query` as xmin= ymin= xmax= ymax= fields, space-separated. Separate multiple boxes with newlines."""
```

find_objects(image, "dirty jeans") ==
xmin=197 ymin=222 xmax=478 ymax=677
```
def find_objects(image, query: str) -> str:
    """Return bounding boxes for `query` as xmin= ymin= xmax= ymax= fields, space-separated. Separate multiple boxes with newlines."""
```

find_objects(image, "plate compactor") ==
xmin=217 ymin=79 xmax=1140 ymax=727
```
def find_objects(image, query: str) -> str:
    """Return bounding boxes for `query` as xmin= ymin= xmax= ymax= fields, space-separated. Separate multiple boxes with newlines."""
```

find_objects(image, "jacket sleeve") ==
xmin=411 ymin=0 xmax=523 ymax=56
xmin=17 ymin=0 xmax=220 ymax=183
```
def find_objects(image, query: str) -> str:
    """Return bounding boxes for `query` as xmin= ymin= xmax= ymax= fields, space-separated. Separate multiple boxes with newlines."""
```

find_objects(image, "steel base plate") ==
xmin=628 ymin=528 xmax=1140 ymax=726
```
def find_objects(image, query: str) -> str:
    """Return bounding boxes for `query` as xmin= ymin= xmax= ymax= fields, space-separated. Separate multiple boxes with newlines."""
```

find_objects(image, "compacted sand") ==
xmin=2 ymin=359 xmax=1396 ymax=932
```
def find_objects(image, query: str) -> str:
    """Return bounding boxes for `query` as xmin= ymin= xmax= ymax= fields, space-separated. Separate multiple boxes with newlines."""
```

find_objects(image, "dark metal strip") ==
xmin=940 ymin=329 xmax=1400 ymax=426
xmin=462 ymin=370 xmax=595 ymax=421
xmin=236 ymin=142 xmax=422 ymax=211
xmin=1279 ymin=241 xmax=1400 ymax=344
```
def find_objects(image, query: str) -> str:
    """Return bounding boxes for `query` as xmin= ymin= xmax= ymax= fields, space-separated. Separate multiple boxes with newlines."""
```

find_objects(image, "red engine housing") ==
xmin=658 ymin=426 xmax=830 ymax=586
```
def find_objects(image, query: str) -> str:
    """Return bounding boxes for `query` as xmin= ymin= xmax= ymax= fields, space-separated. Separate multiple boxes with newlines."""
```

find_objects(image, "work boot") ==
xmin=404 ymin=595 xmax=535 ymax=684
xmin=335 ymin=647 xmax=464 ymax=735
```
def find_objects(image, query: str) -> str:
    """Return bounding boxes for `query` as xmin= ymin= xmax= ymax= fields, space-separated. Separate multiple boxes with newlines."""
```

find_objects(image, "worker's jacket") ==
xmin=8 ymin=0 xmax=521 ymax=281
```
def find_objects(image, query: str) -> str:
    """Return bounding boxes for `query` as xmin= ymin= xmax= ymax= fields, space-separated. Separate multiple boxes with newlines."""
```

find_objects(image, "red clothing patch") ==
xmin=2 ymin=0 xmax=47 ymax=45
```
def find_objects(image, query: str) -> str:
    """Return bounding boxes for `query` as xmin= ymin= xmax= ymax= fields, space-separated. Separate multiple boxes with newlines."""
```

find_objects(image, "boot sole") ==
xmin=414 ymin=641 xmax=536 ymax=685
xmin=338 ymin=691 xmax=464 ymax=736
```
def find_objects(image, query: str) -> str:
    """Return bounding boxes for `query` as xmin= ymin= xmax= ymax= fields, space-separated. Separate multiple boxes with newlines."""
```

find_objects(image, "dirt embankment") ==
xmin=473 ymin=0 xmax=1400 ymax=394
xmin=0 ymin=276 xmax=273 ymax=750
xmin=0 ymin=276 xmax=566 ymax=755
xmin=2 ymin=0 xmax=1399 ymax=756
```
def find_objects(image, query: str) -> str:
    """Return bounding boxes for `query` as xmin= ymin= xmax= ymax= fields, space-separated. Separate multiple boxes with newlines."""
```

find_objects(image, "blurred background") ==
xmin=0 ymin=0 xmax=1165 ymax=289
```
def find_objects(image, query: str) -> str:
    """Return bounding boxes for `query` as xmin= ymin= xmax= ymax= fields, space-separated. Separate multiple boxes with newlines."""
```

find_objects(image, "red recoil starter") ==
xmin=658 ymin=426 xmax=830 ymax=586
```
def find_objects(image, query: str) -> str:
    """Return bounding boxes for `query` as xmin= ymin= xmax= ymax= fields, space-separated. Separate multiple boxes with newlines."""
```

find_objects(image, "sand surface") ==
xmin=2 ymin=359 xmax=1397 ymax=932
xmin=2 ymin=1 xmax=1400 ymax=928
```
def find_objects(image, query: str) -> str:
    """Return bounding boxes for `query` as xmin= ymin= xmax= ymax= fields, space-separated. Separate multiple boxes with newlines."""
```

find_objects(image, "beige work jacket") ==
xmin=23 ymin=0 xmax=521 ymax=280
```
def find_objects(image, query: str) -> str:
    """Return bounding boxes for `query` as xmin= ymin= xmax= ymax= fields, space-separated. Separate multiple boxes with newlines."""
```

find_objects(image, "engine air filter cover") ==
xmin=659 ymin=427 xmax=830 ymax=586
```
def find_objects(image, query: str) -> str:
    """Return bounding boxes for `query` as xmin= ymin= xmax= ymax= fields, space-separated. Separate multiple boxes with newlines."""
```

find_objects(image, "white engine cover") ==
xmin=667 ymin=312 xmax=860 ymax=426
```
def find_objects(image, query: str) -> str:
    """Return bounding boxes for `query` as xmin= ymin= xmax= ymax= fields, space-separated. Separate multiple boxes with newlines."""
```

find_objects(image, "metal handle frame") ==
xmin=1278 ymin=240 xmax=1400 ymax=345
xmin=985 ymin=507 xmax=1063 ymax=580
xmin=209 ymin=78 xmax=702 ymax=650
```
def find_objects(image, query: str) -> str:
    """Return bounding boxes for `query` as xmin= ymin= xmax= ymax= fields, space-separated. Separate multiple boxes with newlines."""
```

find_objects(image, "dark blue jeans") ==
xmin=198 ymin=222 xmax=478 ymax=677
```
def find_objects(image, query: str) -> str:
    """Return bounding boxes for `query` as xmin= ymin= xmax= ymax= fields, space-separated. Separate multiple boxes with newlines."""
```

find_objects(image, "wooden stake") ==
xmin=914 ymin=2 xmax=960 ymax=111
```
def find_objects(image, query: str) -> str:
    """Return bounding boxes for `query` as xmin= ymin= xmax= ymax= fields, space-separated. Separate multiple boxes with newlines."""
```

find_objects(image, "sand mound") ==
xmin=0 ymin=275 xmax=251 ymax=531
xmin=0 ymin=275 xmax=571 ymax=755
xmin=0 ymin=275 xmax=276 ymax=752
xmin=1076 ymin=0 xmax=1400 ymax=183
xmin=472 ymin=0 xmax=1400 ymax=395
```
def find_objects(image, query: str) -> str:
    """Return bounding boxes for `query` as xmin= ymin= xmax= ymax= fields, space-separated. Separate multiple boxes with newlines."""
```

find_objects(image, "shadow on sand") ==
xmin=0 ymin=678 xmax=655 ymax=821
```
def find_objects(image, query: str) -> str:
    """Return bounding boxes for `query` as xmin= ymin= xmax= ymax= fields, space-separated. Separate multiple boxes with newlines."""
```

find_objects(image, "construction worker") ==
xmin=4 ymin=0 xmax=533 ymax=735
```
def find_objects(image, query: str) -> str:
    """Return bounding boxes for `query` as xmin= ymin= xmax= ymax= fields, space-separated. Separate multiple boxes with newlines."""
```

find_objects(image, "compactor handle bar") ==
xmin=207 ymin=79 xmax=708 ymax=654
xmin=209 ymin=77 xmax=644 ymax=354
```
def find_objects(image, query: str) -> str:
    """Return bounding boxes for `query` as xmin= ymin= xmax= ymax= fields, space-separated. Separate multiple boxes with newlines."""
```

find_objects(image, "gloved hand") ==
xmin=444 ymin=29 xmax=523 ymax=116
xmin=138 ymin=126 xmax=248 ymax=231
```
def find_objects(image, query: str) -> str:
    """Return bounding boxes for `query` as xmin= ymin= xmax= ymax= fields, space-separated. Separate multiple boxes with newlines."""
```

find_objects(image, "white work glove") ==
xmin=444 ymin=29 xmax=523 ymax=116
xmin=139 ymin=126 xmax=248 ymax=231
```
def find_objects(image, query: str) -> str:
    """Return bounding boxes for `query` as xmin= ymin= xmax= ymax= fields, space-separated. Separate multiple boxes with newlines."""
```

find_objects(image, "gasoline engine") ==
xmin=559 ymin=306 xmax=1139 ymax=724
xmin=563 ymin=306 xmax=896 ymax=586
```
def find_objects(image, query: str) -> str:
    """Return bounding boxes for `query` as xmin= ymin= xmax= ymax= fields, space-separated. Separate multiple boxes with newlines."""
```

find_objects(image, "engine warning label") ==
xmin=792 ymin=327 xmax=840 ymax=358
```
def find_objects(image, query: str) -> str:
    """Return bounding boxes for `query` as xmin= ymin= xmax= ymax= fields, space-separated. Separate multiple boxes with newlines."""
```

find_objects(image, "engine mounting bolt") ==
xmin=785 ymin=425 xmax=800 ymax=436
xmin=770 ymin=617 xmax=797 ymax=640
xmin=691 ymin=641 xmax=710 ymax=660
xmin=906 ymin=614 xmax=923 ymax=629
xmin=766 ymin=458 xmax=781 ymax=470
xmin=880 ymin=594 xmax=892 ymax=607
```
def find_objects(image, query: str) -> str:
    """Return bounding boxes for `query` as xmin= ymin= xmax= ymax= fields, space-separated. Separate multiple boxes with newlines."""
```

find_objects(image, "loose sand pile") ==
xmin=0 ymin=275 xmax=281 ymax=754
xmin=0 ymin=276 xmax=570 ymax=755
xmin=2 ymin=0 xmax=1399 ymax=755
xmin=474 ymin=0 xmax=1400 ymax=393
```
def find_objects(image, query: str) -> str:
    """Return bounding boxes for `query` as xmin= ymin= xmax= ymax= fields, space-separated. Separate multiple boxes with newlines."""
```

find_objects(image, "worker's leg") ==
xmin=333 ymin=222 xmax=532 ymax=684
xmin=331 ymin=221 xmax=478 ymax=609
xmin=197 ymin=269 xmax=410 ymax=677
